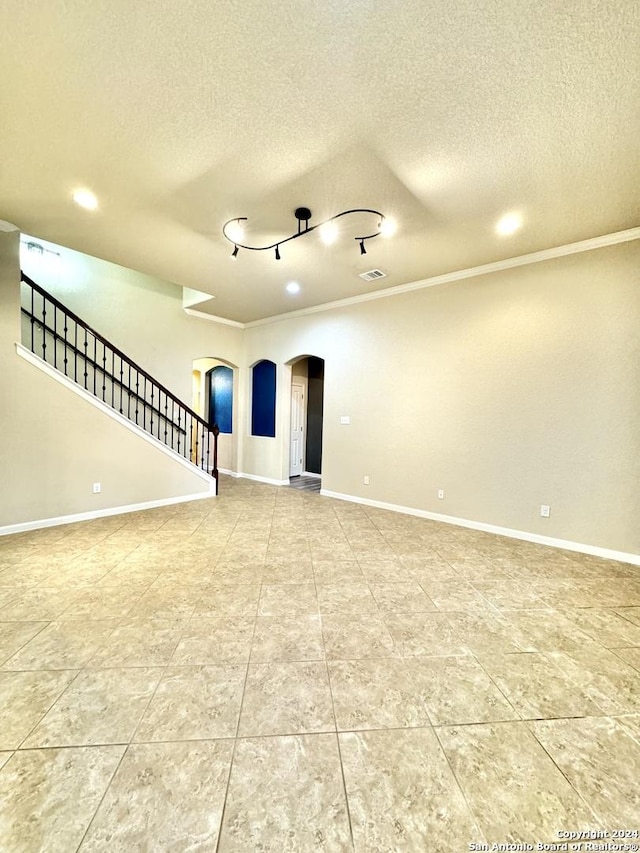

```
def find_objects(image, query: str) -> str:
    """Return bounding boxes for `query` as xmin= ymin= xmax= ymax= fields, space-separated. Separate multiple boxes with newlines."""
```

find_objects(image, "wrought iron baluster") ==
xmin=119 ymin=358 xmax=124 ymax=413
xmin=83 ymin=328 xmax=88 ymax=388
xmin=30 ymin=285 xmax=34 ymax=351
xmin=127 ymin=364 xmax=132 ymax=419
xmin=63 ymin=310 xmax=68 ymax=376
xmin=41 ymin=295 xmax=47 ymax=360
xmin=111 ymin=351 xmax=115 ymax=408
xmin=93 ymin=335 xmax=97 ymax=396
xmin=53 ymin=304 xmax=57 ymax=368
xmin=102 ymin=344 xmax=107 ymax=401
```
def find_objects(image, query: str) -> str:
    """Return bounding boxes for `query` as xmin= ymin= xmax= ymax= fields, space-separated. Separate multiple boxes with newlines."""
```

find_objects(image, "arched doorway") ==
xmin=288 ymin=356 xmax=324 ymax=484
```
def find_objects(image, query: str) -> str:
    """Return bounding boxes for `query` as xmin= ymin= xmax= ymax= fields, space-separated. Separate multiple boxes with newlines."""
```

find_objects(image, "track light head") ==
xmin=231 ymin=244 xmax=239 ymax=258
xmin=275 ymin=245 xmax=281 ymax=260
xmin=360 ymin=239 xmax=367 ymax=255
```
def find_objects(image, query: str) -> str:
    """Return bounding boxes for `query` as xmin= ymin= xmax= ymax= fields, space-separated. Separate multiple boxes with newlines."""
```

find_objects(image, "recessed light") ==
xmin=379 ymin=217 xmax=397 ymax=237
xmin=319 ymin=221 xmax=338 ymax=245
xmin=72 ymin=189 xmax=98 ymax=210
xmin=496 ymin=212 xmax=522 ymax=236
xmin=286 ymin=281 xmax=300 ymax=294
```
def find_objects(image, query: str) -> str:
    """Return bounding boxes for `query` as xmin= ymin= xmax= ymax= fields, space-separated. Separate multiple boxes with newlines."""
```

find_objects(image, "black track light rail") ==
xmin=223 ymin=207 xmax=387 ymax=258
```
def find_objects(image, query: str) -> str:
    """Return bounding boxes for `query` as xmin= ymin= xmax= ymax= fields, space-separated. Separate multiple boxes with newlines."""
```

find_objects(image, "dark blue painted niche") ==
xmin=208 ymin=365 xmax=233 ymax=434
xmin=251 ymin=360 xmax=276 ymax=437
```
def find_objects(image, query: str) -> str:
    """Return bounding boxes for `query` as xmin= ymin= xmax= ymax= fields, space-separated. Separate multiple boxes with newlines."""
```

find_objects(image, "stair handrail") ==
xmin=20 ymin=271 xmax=219 ymax=487
xmin=21 ymin=272 xmax=210 ymax=431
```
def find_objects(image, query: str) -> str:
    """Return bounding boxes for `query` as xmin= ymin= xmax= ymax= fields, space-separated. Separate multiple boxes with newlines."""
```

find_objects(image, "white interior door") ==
xmin=290 ymin=383 xmax=304 ymax=476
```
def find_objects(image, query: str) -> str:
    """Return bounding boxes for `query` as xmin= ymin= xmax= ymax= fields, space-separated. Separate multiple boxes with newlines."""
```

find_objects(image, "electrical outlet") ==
xmin=540 ymin=504 xmax=550 ymax=518
xmin=340 ymin=416 xmax=351 ymax=425
xmin=363 ymin=475 xmax=370 ymax=485
xmin=438 ymin=489 xmax=445 ymax=500
xmin=92 ymin=483 xmax=101 ymax=494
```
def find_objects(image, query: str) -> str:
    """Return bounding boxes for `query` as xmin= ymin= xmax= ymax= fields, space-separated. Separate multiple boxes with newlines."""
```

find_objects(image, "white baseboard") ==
xmin=218 ymin=468 xmax=240 ymax=478
xmin=320 ymin=489 xmax=640 ymax=567
xmin=236 ymin=472 xmax=290 ymax=486
xmin=0 ymin=489 xmax=216 ymax=537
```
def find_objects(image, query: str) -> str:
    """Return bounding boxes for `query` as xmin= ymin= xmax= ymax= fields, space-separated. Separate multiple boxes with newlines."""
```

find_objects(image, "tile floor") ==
xmin=0 ymin=477 xmax=639 ymax=851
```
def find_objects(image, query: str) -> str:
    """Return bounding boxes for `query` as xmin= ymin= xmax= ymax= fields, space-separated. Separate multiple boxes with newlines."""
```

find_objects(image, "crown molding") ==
xmin=244 ymin=225 xmax=640 ymax=328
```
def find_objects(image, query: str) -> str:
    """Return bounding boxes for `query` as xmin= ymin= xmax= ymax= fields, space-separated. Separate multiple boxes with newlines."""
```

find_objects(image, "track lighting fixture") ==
xmin=223 ymin=206 xmax=394 ymax=259
xmin=231 ymin=244 xmax=239 ymax=258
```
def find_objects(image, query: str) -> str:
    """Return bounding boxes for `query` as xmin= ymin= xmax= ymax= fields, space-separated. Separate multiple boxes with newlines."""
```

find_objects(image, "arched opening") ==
xmin=287 ymin=355 xmax=324 ymax=488
xmin=251 ymin=359 xmax=277 ymax=438
xmin=192 ymin=357 xmax=238 ymax=474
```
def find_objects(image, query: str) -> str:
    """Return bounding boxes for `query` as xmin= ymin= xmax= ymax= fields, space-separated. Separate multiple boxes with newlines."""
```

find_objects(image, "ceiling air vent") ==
xmin=359 ymin=268 xmax=387 ymax=282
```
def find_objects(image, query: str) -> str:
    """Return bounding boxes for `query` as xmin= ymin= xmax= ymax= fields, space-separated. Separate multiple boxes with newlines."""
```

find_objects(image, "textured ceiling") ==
xmin=1 ymin=0 xmax=639 ymax=322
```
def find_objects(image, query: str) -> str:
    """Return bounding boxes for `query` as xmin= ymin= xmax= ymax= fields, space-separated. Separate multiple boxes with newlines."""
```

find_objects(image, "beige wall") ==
xmin=243 ymin=242 xmax=640 ymax=554
xmin=1 ymin=231 xmax=212 ymax=527
xmin=8 ymin=231 xmax=640 ymax=555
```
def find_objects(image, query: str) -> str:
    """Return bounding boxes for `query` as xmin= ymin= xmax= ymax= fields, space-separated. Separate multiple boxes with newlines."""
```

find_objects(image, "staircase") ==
xmin=20 ymin=272 xmax=219 ymax=491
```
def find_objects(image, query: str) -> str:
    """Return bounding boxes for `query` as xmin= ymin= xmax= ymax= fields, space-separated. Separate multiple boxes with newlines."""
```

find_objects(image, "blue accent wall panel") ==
xmin=209 ymin=365 xmax=233 ymax=434
xmin=251 ymin=360 xmax=276 ymax=437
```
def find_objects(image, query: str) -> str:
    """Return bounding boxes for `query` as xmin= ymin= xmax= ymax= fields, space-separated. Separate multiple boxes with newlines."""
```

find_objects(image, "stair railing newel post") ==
xmin=18 ymin=272 xmax=219 ymax=490
xmin=212 ymin=424 xmax=220 ymax=493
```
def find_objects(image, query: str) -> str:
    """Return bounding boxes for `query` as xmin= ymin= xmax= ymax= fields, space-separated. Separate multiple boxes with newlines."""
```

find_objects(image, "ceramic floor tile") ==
xmin=531 ymin=716 xmax=640 ymax=827
xmin=172 ymin=616 xmax=254 ymax=664
xmin=398 ymin=554 xmax=460 ymax=580
xmin=78 ymin=740 xmax=233 ymax=852
xmin=471 ymin=580 xmax=549 ymax=609
xmin=312 ymin=560 xmax=366 ymax=584
xmin=445 ymin=610 xmax=523 ymax=654
xmin=22 ymin=667 xmax=162 ymax=748
xmin=86 ymin=616 xmax=184 ymax=665
xmin=250 ymin=613 xmax=324 ymax=662
xmin=384 ymin=611 xmax=469 ymax=657
xmin=616 ymin=606 xmax=640 ymax=627
xmin=2 ymin=620 xmax=118 ymax=671
xmin=317 ymin=583 xmax=379 ymax=616
xmin=262 ymin=561 xmax=315 ymax=584
xmin=0 ymin=620 xmax=48 ymax=665
xmin=239 ymin=661 xmax=335 ymax=736
xmin=61 ymin=586 xmax=145 ymax=620
xmin=218 ymin=734 xmax=352 ymax=852
xmin=340 ymin=727 xmax=482 ymax=852
xmin=0 ymin=746 xmax=124 ymax=853
xmin=322 ymin=613 xmax=397 ymax=660
xmin=420 ymin=580 xmax=488 ymax=612
xmin=258 ymin=583 xmax=319 ymax=617
xmin=550 ymin=647 xmax=640 ymax=713
xmin=369 ymin=582 xmax=437 ymax=613
xmin=437 ymin=721 xmax=600 ymax=844
xmin=479 ymin=652 xmax=604 ymax=719
xmin=0 ymin=669 xmax=78 ymax=749
xmin=195 ymin=583 xmax=261 ymax=618
xmin=499 ymin=608 xmax=602 ymax=653
xmin=134 ymin=664 xmax=245 ymax=741
xmin=410 ymin=655 xmax=519 ymax=726
xmin=615 ymin=713 xmax=640 ymax=742
xmin=0 ymin=589 xmax=22 ymax=610
xmin=356 ymin=559 xmax=412 ymax=582
xmin=563 ymin=607 xmax=640 ymax=648
xmin=0 ymin=587 xmax=82 ymax=620
xmin=210 ymin=561 xmax=264 ymax=584
xmin=328 ymin=658 xmax=431 ymax=731
xmin=0 ymin=751 xmax=12 ymax=770
xmin=614 ymin=646 xmax=640 ymax=671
